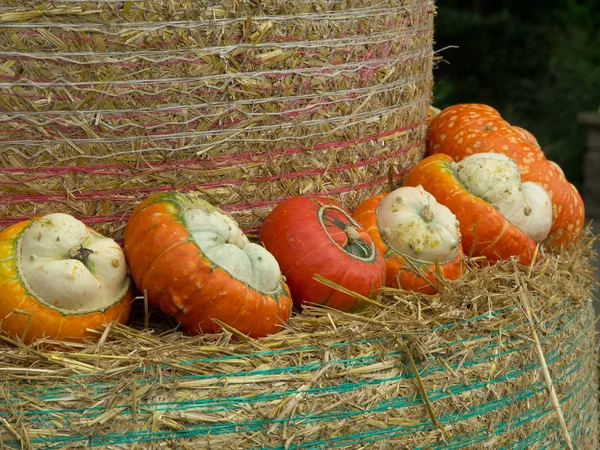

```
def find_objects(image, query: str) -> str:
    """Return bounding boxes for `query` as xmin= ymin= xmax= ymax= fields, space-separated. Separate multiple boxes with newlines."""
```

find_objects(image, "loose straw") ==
xmin=516 ymin=274 xmax=573 ymax=450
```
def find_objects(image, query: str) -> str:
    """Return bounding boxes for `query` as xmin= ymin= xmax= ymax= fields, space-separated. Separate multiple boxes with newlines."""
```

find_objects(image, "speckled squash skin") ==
xmin=0 ymin=219 xmax=132 ymax=345
xmin=511 ymin=126 xmax=539 ymax=147
xmin=352 ymin=193 xmax=463 ymax=294
xmin=403 ymin=154 xmax=538 ymax=265
xmin=454 ymin=153 xmax=552 ymax=244
xmin=427 ymin=104 xmax=584 ymax=247
xmin=124 ymin=192 xmax=292 ymax=338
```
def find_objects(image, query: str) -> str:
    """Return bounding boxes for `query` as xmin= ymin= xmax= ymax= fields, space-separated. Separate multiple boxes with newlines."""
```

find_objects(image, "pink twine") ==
xmin=0 ymin=120 xmax=423 ymax=183
xmin=0 ymin=164 xmax=413 ymax=233
xmin=0 ymin=142 xmax=421 ymax=204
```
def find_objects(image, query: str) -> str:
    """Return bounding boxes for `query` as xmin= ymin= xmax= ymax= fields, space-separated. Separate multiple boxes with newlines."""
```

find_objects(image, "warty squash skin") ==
xmin=124 ymin=192 xmax=292 ymax=338
xmin=427 ymin=103 xmax=584 ymax=247
xmin=454 ymin=153 xmax=552 ymax=244
xmin=403 ymin=154 xmax=539 ymax=265
xmin=352 ymin=186 xmax=463 ymax=294
xmin=0 ymin=214 xmax=132 ymax=345
xmin=259 ymin=196 xmax=386 ymax=312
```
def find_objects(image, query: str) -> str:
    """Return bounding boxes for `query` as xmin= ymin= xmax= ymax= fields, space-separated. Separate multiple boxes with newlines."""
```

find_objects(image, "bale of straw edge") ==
xmin=0 ymin=0 xmax=435 ymax=238
xmin=0 ymin=231 xmax=598 ymax=448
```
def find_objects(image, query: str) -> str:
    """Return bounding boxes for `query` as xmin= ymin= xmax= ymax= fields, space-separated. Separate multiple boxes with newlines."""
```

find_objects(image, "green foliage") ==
xmin=433 ymin=1 xmax=600 ymax=188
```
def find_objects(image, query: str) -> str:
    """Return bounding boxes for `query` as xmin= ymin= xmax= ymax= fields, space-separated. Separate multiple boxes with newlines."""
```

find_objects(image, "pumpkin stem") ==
xmin=69 ymin=245 xmax=94 ymax=265
xmin=524 ymin=205 xmax=532 ymax=216
xmin=345 ymin=226 xmax=361 ymax=244
xmin=420 ymin=206 xmax=434 ymax=222
xmin=227 ymin=234 xmax=246 ymax=249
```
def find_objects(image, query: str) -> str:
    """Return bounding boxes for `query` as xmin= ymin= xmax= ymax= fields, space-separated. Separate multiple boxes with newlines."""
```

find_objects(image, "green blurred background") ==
xmin=432 ymin=0 xmax=600 ymax=189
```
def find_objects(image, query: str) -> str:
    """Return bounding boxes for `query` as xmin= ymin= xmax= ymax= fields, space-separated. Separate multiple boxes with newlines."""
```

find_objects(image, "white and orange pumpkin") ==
xmin=0 ymin=213 xmax=132 ymax=345
xmin=427 ymin=103 xmax=583 ymax=247
xmin=403 ymin=153 xmax=552 ymax=264
xmin=353 ymin=186 xmax=463 ymax=293
xmin=124 ymin=192 xmax=292 ymax=338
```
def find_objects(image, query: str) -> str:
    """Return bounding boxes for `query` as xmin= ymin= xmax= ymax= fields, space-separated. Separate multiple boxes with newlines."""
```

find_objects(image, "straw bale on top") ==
xmin=0 ymin=0 xmax=435 ymax=238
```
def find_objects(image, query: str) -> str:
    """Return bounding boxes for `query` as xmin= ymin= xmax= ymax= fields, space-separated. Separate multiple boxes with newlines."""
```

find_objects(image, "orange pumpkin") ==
xmin=427 ymin=104 xmax=584 ymax=247
xmin=353 ymin=186 xmax=463 ymax=294
xmin=124 ymin=192 xmax=292 ymax=338
xmin=512 ymin=126 xmax=567 ymax=181
xmin=511 ymin=126 xmax=539 ymax=147
xmin=0 ymin=214 xmax=132 ymax=345
xmin=403 ymin=154 xmax=543 ymax=265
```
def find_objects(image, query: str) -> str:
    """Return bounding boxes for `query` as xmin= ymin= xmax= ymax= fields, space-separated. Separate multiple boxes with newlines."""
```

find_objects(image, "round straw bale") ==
xmin=0 ymin=0 xmax=435 ymax=238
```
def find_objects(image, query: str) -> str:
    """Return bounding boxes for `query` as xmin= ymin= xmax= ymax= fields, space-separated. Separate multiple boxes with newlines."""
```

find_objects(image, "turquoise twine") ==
xmin=2 ymin=309 xmax=593 ymax=449
xmin=1 ymin=299 xmax=573 ymax=407
xmin=0 ymin=304 xmax=580 ymax=427
xmin=6 ymin=356 xmax=591 ymax=450
xmin=4 ymin=303 xmax=530 ymax=400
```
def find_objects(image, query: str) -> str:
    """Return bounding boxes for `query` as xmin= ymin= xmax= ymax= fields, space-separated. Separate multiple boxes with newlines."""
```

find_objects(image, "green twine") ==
xmin=2 ymin=322 xmax=592 ymax=449
xmin=1 ymin=304 xmax=576 ymax=412
xmin=1 ymin=298 xmax=593 ymax=449
xmin=0 ymin=307 xmax=579 ymax=427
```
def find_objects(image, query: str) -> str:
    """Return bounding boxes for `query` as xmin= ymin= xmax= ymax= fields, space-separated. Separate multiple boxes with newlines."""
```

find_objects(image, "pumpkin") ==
xmin=427 ymin=103 xmax=584 ymax=247
xmin=124 ymin=192 xmax=292 ymax=338
xmin=352 ymin=186 xmax=463 ymax=294
xmin=512 ymin=126 xmax=567 ymax=181
xmin=403 ymin=153 xmax=552 ymax=264
xmin=511 ymin=126 xmax=539 ymax=147
xmin=0 ymin=213 xmax=132 ymax=345
xmin=259 ymin=196 xmax=386 ymax=312
xmin=455 ymin=153 xmax=552 ymax=243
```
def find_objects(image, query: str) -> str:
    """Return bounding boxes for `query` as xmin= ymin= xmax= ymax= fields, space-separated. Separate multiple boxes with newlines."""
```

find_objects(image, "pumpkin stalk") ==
xmin=69 ymin=245 xmax=94 ymax=265
xmin=227 ymin=234 xmax=246 ymax=249
xmin=419 ymin=206 xmax=434 ymax=222
xmin=345 ymin=226 xmax=361 ymax=244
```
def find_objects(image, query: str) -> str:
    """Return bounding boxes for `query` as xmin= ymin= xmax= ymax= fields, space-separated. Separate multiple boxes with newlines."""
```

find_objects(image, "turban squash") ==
xmin=124 ymin=192 xmax=292 ymax=338
xmin=352 ymin=186 xmax=463 ymax=294
xmin=427 ymin=103 xmax=584 ymax=247
xmin=259 ymin=197 xmax=385 ymax=312
xmin=0 ymin=213 xmax=132 ymax=345
xmin=403 ymin=153 xmax=552 ymax=265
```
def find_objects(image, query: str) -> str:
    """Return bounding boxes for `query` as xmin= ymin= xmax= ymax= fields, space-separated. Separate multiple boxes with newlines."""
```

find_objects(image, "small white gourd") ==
xmin=377 ymin=185 xmax=461 ymax=263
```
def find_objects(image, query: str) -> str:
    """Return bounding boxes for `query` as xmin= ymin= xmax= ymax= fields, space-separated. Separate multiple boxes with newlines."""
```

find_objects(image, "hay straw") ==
xmin=0 ymin=0 xmax=434 ymax=239
xmin=392 ymin=335 xmax=450 ymax=440
xmin=516 ymin=275 xmax=573 ymax=450
xmin=312 ymin=273 xmax=387 ymax=309
xmin=0 ymin=229 xmax=597 ymax=448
